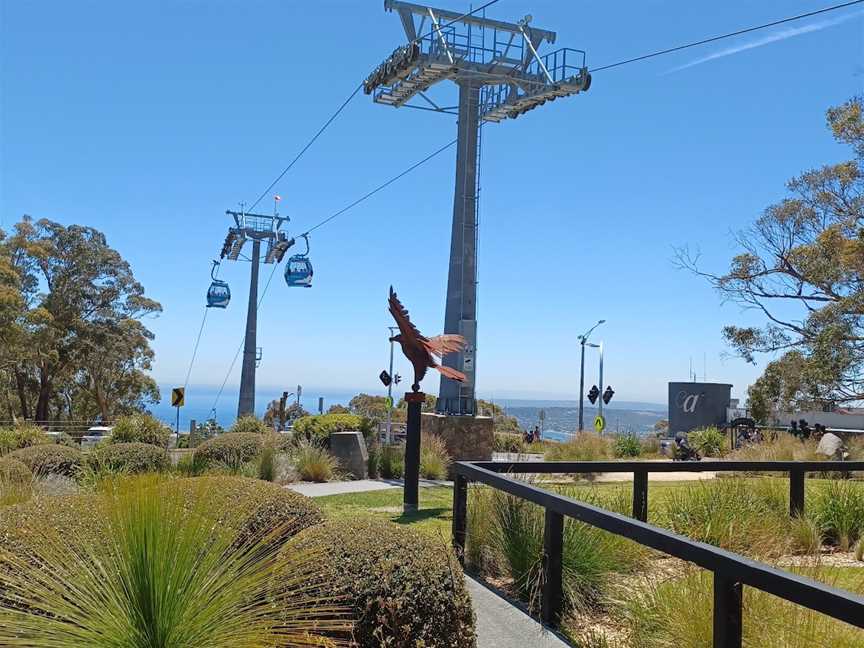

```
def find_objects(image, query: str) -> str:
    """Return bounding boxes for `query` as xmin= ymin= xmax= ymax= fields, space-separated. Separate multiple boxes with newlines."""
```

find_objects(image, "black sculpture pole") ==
xmin=404 ymin=389 xmax=424 ymax=513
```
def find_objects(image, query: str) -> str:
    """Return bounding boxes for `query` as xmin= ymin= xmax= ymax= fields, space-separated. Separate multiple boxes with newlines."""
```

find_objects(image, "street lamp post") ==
xmin=578 ymin=319 xmax=605 ymax=431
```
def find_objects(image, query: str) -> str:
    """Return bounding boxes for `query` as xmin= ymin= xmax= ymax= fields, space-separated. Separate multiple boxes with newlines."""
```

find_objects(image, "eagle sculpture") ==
xmin=388 ymin=287 xmax=466 ymax=391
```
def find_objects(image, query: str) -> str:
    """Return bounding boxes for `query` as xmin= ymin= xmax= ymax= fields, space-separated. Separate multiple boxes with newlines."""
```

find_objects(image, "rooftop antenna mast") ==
xmin=218 ymin=206 xmax=294 ymax=418
xmin=366 ymin=1 xmax=591 ymax=415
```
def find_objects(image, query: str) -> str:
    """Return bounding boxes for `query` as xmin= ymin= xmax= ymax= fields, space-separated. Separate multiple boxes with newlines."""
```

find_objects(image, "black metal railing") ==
xmin=452 ymin=460 xmax=864 ymax=647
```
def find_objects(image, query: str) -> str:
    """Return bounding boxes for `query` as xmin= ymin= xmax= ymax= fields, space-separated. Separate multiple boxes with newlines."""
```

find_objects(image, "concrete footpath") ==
xmin=285 ymin=478 xmax=450 ymax=497
xmin=289 ymin=478 xmax=570 ymax=647
xmin=465 ymin=576 xmax=571 ymax=648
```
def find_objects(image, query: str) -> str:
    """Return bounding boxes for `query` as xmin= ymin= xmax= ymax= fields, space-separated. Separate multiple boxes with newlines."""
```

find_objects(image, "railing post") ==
xmin=452 ymin=473 xmax=468 ymax=565
xmin=541 ymin=508 xmax=564 ymax=627
xmin=713 ymin=573 xmax=742 ymax=647
xmin=633 ymin=469 xmax=649 ymax=522
xmin=789 ymin=468 xmax=805 ymax=518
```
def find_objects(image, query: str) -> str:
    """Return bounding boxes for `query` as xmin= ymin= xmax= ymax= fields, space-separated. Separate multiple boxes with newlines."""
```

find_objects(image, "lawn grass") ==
xmin=315 ymin=486 xmax=454 ymax=539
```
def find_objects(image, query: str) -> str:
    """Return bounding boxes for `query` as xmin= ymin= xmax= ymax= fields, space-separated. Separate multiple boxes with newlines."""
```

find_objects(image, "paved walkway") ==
xmin=465 ymin=576 xmax=571 ymax=648
xmin=285 ymin=478 xmax=450 ymax=498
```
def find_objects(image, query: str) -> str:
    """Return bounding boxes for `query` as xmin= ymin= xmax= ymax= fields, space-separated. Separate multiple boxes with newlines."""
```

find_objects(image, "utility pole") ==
xmin=386 ymin=326 xmax=398 ymax=444
xmin=577 ymin=320 xmax=605 ymax=431
xmin=366 ymin=2 xmax=591 ymax=416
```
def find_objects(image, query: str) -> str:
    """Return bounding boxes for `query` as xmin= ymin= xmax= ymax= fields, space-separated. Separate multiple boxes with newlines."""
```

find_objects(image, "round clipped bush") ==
xmin=172 ymin=476 xmax=323 ymax=546
xmin=292 ymin=413 xmax=371 ymax=446
xmin=111 ymin=413 xmax=170 ymax=448
xmin=290 ymin=518 xmax=476 ymax=647
xmin=91 ymin=442 xmax=168 ymax=474
xmin=193 ymin=432 xmax=263 ymax=469
xmin=8 ymin=444 xmax=84 ymax=477
xmin=228 ymin=416 xmax=270 ymax=435
xmin=0 ymin=457 xmax=31 ymax=484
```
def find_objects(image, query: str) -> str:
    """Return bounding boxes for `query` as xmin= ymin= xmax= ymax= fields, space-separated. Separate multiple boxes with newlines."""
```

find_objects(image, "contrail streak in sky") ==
xmin=665 ymin=11 xmax=862 ymax=73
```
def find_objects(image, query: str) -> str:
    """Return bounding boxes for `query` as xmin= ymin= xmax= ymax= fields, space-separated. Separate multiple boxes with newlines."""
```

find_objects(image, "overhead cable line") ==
xmin=208 ymin=138 xmax=459 ymax=413
xmin=302 ymin=138 xmax=458 ymax=236
xmin=590 ymin=0 xmax=864 ymax=73
xmin=246 ymin=83 xmax=364 ymax=212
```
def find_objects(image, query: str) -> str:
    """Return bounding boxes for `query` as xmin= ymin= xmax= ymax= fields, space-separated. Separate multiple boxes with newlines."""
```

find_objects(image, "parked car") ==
xmin=80 ymin=425 xmax=113 ymax=448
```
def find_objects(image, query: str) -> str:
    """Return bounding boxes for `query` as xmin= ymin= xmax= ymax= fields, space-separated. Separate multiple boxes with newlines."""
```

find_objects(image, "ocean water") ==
xmin=150 ymin=385 xmax=357 ymax=431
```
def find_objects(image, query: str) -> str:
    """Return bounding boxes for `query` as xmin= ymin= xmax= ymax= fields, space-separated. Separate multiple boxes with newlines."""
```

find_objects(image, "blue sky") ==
xmin=2 ymin=0 xmax=862 ymax=413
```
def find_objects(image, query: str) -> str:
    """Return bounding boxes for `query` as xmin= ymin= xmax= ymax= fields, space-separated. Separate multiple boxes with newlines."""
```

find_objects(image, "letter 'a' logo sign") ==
xmin=676 ymin=391 xmax=702 ymax=413
xmin=171 ymin=387 xmax=185 ymax=408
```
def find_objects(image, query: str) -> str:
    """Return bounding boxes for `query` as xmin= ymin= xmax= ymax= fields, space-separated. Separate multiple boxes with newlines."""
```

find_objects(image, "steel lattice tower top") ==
xmin=366 ymin=1 xmax=591 ymax=415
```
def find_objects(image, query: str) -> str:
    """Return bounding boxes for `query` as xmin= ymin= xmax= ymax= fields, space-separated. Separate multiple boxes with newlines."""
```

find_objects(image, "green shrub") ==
xmin=193 ymin=432 xmax=263 ymax=470
xmin=614 ymin=434 xmax=642 ymax=458
xmin=0 ymin=458 xmax=31 ymax=485
xmin=8 ymin=444 xmax=84 ymax=478
xmin=171 ymin=476 xmax=323 ymax=547
xmin=292 ymin=413 xmax=372 ymax=446
xmin=687 ymin=427 xmax=727 ymax=457
xmin=294 ymin=441 xmax=338 ymax=482
xmin=0 ymin=476 xmax=340 ymax=646
xmin=660 ymin=477 xmax=790 ymax=556
xmin=494 ymin=432 xmax=526 ymax=454
xmin=544 ymin=432 xmax=613 ymax=462
xmin=0 ymin=424 xmax=50 ymax=456
xmin=111 ymin=413 xmax=170 ymax=448
xmin=290 ymin=518 xmax=475 ymax=647
xmin=379 ymin=443 xmax=404 ymax=479
xmin=420 ymin=433 xmax=451 ymax=479
xmin=810 ymin=480 xmax=864 ymax=550
xmin=90 ymin=442 xmax=169 ymax=474
xmin=228 ymin=415 xmax=270 ymax=435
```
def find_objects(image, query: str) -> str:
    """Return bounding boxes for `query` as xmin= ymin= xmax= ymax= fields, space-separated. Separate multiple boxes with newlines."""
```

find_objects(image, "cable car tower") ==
xmin=366 ymin=1 xmax=591 ymax=415
xmin=216 ymin=208 xmax=294 ymax=418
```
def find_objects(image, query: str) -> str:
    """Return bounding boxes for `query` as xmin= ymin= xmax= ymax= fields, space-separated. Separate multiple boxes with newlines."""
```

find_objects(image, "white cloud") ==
xmin=665 ymin=11 xmax=863 ymax=74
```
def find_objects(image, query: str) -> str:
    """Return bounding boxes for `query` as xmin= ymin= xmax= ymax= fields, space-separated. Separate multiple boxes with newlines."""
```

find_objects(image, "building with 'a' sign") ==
xmin=668 ymin=382 xmax=732 ymax=435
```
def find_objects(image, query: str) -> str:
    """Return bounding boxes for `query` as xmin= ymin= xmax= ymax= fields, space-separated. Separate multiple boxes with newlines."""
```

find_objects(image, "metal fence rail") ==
xmin=452 ymin=460 xmax=864 ymax=647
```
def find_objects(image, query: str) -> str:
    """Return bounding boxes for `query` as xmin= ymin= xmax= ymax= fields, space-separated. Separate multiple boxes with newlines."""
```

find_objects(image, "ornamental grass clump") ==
xmin=379 ymin=443 xmax=405 ymax=479
xmin=0 ymin=476 xmax=343 ymax=647
xmin=659 ymin=477 xmax=790 ymax=557
xmin=293 ymin=441 xmax=338 ymax=483
xmin=613 ymin=434 xmax=642 ymax=458
xmin=420 ymin=433 xmax=451 ymax=479
xmin=290 ymin=517 xmax=476 ymax=647
xmin=810 ymin=480 xmax=864 ymax=551
xmin=480 ymin=482 xmax=646 ymax=614
xmin=624 ymin=566 xmax=864 ymax=648
xmin=686 ymin=426 xmax=726 ymax=457
xmin=544 ymin=432 xmax=613 ymax=462
xmin=0 ymin=424 xmax=50 ymax=456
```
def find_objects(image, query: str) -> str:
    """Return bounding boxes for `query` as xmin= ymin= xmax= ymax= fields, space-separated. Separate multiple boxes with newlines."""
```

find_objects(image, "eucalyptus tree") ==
xmin=680 ymin=97 xmax=864 ymax=409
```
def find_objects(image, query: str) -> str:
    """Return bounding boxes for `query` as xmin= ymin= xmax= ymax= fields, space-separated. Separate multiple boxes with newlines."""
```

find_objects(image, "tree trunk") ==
xmin=14 ymin=368 xmax=30 ymax=420
xmin=35 ymin=367 xmax=52 ymax=422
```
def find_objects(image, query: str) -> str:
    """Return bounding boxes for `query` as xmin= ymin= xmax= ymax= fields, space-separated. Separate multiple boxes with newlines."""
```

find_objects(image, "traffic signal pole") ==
xmin=578 ymin=339 xmax=586 ymax=432
xmin=386 ymin=326 xmax=397 ymax=444
xmin=598 ymin=341 xmax=604 ymax=420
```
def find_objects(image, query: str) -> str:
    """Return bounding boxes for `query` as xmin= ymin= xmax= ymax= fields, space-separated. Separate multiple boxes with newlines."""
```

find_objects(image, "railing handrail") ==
xmin=452 ymin=459 xmax=864 ymax=645
xmin=473 ymin=459 xmax=864 ymax=473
